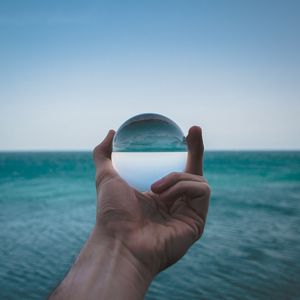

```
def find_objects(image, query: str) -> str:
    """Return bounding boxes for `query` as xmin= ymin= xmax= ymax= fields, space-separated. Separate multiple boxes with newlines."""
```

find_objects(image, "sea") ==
xmin=0 ymin=151 xmax=299 ymax=300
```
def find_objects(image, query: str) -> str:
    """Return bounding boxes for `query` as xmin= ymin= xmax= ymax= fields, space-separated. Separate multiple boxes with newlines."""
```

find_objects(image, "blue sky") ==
xmin=0 ymin=0 xmax=299 ymax=150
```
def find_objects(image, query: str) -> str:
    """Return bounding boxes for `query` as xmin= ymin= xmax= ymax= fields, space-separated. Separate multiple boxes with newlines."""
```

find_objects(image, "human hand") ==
xmin=49 ymin=126 xmax=210 ymax=300
xmin=93 ymin=126 xmax=210 ymax=278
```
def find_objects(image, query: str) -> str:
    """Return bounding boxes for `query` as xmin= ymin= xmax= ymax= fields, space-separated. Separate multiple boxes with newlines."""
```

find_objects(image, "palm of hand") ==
xmin=94 ymin=126 xmax=210 ymax=277
xmin=97 ymin=172 xmax=208 ymax=275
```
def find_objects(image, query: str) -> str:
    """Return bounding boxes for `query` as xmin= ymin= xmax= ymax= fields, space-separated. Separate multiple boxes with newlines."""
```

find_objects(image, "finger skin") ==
xmin=159 ymin=181 xmax=210 ymax=203
xmin=159 ymin=180 xmax=210 ymax=221
xmin=93 ymin=129 xmax=115 ymax=162
xmin=185 ymin=126 xmax=204 ymax=176
xmin=93 ymin=130 xmax=118 ymax=188
xmin=151 ymin=172 xmax=207 ymax=194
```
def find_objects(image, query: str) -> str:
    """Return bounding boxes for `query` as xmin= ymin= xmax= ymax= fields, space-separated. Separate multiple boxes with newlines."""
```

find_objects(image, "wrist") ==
xmin=91 ymin=226 xmax=154 ymax=287
xmin=51 ymin=227 xmax=153 ymax=300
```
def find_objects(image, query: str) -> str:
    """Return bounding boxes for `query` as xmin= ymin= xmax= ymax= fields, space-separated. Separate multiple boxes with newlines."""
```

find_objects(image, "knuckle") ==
xmin=178 ymin=180 xmax=185 ymax=187
xmin=202 ymin=183 xmax=211 ymax=197
xmin=192 ymin=217 xmax=204 ymax=241
xmin=169 ymin=171 xmax=180 ymax=181
xmin=176 ymin=180 xmax=186 ymax=191
xmin=199 ymin=176 xmax=208 ymax=183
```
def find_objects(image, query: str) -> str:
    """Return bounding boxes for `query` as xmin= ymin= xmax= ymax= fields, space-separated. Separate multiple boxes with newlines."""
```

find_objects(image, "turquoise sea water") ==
xmin=0 ymin=151 xmax=300 ymax=300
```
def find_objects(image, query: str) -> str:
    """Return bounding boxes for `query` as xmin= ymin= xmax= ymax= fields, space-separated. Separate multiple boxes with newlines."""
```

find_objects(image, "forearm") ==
xmin=49 ymin=228 xmax=153 ymax=300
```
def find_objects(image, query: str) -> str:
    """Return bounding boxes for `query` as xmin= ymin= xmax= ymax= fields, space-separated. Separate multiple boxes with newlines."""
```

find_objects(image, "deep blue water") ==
xmin=0 ymin=151 xmax=299 ymax=300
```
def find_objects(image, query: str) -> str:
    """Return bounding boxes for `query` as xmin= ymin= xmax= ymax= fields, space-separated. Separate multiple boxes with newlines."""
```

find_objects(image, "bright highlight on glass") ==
xmin=112 ymin=113 xmax=187 ymax=191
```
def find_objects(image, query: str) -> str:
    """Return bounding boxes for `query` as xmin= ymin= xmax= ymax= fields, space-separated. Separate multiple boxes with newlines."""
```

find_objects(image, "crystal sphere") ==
xmin=112 ymin=113 xmax=187 ymax=191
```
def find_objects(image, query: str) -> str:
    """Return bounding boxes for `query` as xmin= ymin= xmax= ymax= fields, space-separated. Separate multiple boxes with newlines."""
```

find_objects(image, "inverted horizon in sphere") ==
xmin=112 ymin=113 xmax=188 ymax=191
xmin=113 ymin=113 xmax=187 ymax=152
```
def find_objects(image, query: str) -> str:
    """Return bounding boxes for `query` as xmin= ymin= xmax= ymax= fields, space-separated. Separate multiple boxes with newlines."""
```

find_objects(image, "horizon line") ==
xmin=0 ymin=149 xmax=299 ymax=152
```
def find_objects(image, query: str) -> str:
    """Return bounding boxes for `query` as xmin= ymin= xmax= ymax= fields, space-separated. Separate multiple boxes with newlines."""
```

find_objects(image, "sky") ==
xmin=0 ymin=0 xmax=299 ymax=150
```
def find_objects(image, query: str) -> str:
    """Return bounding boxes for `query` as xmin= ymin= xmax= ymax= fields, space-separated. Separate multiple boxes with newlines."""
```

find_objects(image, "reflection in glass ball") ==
xmin=112 ymin=113 xmax=187 ymax=191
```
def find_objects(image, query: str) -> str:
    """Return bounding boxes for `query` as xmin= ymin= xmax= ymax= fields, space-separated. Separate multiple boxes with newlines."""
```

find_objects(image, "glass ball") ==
xmin=112 ymin=113 xmax=187 ymax=191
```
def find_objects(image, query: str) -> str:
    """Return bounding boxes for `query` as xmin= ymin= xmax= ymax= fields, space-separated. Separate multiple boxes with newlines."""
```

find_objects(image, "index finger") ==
xmin=185 ymin=126 xmax=204 ymax=176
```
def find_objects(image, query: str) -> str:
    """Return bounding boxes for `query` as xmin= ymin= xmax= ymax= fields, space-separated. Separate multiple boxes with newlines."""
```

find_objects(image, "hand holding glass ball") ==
xmin=112 ymin=113 xmax=189 ymax=191
xmin=93 ymin=115 xmax=210 ymax=282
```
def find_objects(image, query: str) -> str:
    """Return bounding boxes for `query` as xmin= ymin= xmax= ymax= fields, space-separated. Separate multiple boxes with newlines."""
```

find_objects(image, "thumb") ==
xmin=93 ymin=130 xmax=117 ymax=187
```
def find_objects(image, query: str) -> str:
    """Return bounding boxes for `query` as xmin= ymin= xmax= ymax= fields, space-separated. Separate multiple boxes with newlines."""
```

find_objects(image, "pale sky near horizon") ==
xmin=0 ymin=0 xmax=299 ymax=150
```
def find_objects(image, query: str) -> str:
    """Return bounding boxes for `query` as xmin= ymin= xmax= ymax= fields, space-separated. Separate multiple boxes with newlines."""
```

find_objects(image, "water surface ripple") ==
xmin=0 ymin=151 xmax=299 ymax=299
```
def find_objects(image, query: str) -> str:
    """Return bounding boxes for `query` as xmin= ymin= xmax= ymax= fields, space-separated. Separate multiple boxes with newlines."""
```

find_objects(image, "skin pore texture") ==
xmin=49 ymin=126 xmax=211 ymax=300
